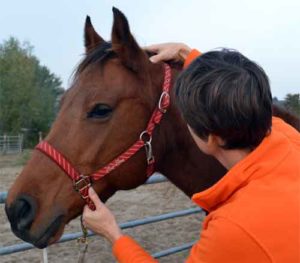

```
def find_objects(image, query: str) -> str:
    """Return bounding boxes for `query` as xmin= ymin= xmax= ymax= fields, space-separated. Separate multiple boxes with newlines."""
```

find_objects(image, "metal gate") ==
xmin=0 ymin=174 xmax=202 ymax=260
xmin=0 ymin=135 xmax=23 ymax=154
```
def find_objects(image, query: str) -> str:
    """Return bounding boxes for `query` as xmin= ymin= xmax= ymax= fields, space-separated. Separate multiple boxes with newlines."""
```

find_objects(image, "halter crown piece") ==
xmin=36 ymin=64 xmax=172 ymax=210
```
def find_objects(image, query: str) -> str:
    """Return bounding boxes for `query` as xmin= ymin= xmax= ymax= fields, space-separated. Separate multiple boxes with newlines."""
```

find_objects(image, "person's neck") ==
xmin=214 ymin=148 xmax=252 ymax=170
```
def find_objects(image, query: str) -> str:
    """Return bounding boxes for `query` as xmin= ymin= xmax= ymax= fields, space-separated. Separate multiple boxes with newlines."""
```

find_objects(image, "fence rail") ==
xmin=0 ymin=134 xmax=23 ymax=154
xmin=0 ymin=174 xmax=167 ymax=204
xmin=0 ymin=174 xmax=201 ymax=259
xmin=0 ymin=207 xmax=201 ymax=256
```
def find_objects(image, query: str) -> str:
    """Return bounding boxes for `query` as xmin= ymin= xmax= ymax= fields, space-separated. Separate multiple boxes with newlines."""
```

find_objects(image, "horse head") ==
xmin=5 ymin=8 xmax=170 ymax=248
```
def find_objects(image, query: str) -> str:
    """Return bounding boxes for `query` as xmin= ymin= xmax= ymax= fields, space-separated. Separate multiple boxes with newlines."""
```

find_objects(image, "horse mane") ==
xmin=272 ymin=104 xmax=300 ymax=131
xmin=75 ymin=42 xmax=116 ymax=76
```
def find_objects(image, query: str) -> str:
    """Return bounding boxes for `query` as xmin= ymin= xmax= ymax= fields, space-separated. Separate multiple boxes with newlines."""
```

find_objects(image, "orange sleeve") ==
xmin=186 ymin=217 xmax=271 ymax=263
xmin=112 ymin=235 xmax=158 ymax=263
xmin=113 ymin=218 xmax=270 ymax=262
xmin=183 ymin=49 xmax=202 ymax=69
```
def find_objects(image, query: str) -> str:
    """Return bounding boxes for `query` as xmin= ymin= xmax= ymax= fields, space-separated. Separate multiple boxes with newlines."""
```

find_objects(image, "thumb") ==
xmin=88 ymin=187 xmax=102 ymax=209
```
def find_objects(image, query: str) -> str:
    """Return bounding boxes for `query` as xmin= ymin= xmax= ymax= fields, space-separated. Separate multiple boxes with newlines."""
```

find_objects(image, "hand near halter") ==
xmin=145 ymin=42 xmax=192 ymax=63
xmin=82 ymin=187 xmax=123 ymax=244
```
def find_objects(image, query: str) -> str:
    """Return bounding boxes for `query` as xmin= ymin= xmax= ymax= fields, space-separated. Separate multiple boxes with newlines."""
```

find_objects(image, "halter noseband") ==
xmin=35 ymin=64 xmax=172 ymax=210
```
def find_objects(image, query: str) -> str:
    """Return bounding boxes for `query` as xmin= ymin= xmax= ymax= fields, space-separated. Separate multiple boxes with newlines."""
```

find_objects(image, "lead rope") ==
xmin=77 ymin=215 xmax=89 ymax=263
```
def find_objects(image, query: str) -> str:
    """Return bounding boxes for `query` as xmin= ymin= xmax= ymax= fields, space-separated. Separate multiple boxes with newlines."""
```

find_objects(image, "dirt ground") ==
xmin=0 ymin=153 xmax=204 ymax=263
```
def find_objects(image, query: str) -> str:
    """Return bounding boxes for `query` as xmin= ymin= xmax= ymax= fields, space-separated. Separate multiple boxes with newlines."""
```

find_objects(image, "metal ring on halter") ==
xmin=158 ymin=91 xmax=170 ymax=113
xmin=140 ymin=130 xmax=152 ymax=143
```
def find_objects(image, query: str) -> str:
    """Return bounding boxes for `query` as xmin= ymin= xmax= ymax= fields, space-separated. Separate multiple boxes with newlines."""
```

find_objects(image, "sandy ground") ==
xmin=0 ymin=153 xmax=204 ymax=263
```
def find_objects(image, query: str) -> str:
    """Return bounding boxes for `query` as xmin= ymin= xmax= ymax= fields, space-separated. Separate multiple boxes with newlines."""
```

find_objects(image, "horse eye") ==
xmin=87 ymin=104 xmax=113 ymax=119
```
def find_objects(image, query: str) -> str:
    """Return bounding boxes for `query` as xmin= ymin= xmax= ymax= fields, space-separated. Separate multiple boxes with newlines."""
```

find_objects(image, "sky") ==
xmin=0 ymin=0 xmax=299 ymax=99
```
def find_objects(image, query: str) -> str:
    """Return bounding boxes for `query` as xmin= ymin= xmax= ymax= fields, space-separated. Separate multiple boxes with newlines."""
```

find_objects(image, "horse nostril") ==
xmin=16 ymin=199 xmax=31 ymax=229
xmin=6 ymin=195 xmax=37 ymax=233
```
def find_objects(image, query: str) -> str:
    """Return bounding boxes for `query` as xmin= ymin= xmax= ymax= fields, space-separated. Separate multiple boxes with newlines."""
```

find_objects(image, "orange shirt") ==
xmin=112 ymin=50 xmax=300 ymax=263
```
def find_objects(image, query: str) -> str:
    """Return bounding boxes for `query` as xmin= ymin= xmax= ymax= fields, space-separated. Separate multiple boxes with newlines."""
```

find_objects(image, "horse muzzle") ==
xmin=5 ymin=194 xmax=64 ymax=248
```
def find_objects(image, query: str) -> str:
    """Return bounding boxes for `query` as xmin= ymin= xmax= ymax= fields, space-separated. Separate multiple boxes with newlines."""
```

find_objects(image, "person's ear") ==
xmin=207 ymin=134 xmax=225 ymax=151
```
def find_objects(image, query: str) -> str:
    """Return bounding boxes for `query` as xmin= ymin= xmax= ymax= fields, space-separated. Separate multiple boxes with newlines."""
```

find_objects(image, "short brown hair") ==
xmin=175 ymin=49 xmax=272 ymax=149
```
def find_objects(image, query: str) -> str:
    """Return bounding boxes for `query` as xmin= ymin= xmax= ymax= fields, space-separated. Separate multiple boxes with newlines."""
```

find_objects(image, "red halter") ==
xmin=36 ymin=64 xmax=172 ymax=210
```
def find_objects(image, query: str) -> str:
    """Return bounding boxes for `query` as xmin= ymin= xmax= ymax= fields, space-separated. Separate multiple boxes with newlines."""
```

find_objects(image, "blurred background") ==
xmin=0 ymin=0 xmax=299 ymax=148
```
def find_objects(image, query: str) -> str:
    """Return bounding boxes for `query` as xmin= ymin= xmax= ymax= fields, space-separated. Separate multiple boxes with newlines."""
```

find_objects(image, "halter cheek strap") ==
xmin=36 ymin=63 xmax=172 ymax=210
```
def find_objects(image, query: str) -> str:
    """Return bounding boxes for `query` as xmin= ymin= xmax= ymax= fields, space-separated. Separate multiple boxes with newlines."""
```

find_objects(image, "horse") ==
xmin=5 ymin=7 xmax=300 ymax=249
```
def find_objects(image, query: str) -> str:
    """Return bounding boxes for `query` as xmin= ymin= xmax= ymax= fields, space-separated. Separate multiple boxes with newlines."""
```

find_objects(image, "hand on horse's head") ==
xmin=145 ymin=42 xmax=192 ymax=63
xmin=82 ymin=187 xmax=123 ymax=244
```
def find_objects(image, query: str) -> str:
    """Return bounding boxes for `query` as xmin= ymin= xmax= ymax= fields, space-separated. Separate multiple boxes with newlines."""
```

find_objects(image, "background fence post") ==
xmin=18 ymin=134 xmax=23 ymax=153
xmin=3 ymin=134 xmax=7 ymax=154
xmin=38 ymin=131 xmax=43 ymax=143
xmin=0 ymin=134 xmax=24 ymax=155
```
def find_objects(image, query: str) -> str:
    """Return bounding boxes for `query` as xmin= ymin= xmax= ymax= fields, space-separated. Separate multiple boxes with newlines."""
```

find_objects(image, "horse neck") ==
xmin=154 ymin=67 xmax=226 ymax=197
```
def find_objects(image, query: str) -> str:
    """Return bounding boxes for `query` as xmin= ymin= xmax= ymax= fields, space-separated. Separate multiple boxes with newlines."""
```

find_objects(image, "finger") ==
xmin=144 ymin=45 xmax=159 ymax=52
xmin=81 ymin=217 xmax=91 ymax=231
xmin=88 ymin=187 xmax=102 ymax=210
xmin=149 ymin=54 xmax=165 ymax=63
xmin=83 ymin=204 xmax=91 ymax=215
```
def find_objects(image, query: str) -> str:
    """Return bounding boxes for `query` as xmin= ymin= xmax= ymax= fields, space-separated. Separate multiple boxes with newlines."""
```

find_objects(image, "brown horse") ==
xmin=5 ymin=8 xmax=300 ymax=249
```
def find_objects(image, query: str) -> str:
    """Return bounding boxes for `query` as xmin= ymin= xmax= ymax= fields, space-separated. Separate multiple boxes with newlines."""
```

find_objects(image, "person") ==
xmin=82 ymin=43 xmax=300 ymax=262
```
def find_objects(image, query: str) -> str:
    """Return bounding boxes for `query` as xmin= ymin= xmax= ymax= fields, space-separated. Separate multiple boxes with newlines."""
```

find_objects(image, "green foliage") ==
xmin=0 ymin=37 xmax=64 ymax=147
xmin=284 ymin=93 xmax=300 ymax=116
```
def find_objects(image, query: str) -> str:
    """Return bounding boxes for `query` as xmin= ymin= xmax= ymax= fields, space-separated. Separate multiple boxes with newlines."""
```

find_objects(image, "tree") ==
xmin=284 ymin=93 xmax=300 ymax=117
xmin=0 ymin=37 xmax=64 ymax=147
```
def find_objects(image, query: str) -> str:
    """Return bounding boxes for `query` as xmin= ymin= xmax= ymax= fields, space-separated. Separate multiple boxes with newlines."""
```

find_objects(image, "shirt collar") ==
xmin=192 ymin=117 xmax=292 ymax=212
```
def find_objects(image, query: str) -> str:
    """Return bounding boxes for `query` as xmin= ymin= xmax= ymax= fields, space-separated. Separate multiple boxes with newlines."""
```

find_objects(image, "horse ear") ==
xmin=84 ymin=16 xmax=105 ymax=53
xmin=111 ymin=7 xmax=144 ymax=72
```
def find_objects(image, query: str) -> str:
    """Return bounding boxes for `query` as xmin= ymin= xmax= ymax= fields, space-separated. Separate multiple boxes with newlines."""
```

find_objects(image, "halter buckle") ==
xmin=73 ymin=175 xmax=91 ymax=192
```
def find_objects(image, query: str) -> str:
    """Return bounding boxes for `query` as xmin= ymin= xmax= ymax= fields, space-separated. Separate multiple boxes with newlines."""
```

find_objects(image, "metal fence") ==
xmin=0 ymin=135 xmax=23 ymax=154
xmin=0 ymin=174 xmax=202 ymax=260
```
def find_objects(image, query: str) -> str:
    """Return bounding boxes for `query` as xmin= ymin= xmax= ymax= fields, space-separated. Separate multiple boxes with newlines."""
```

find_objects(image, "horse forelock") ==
xmin=75 ymin=42 xmax=116 ymax=77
